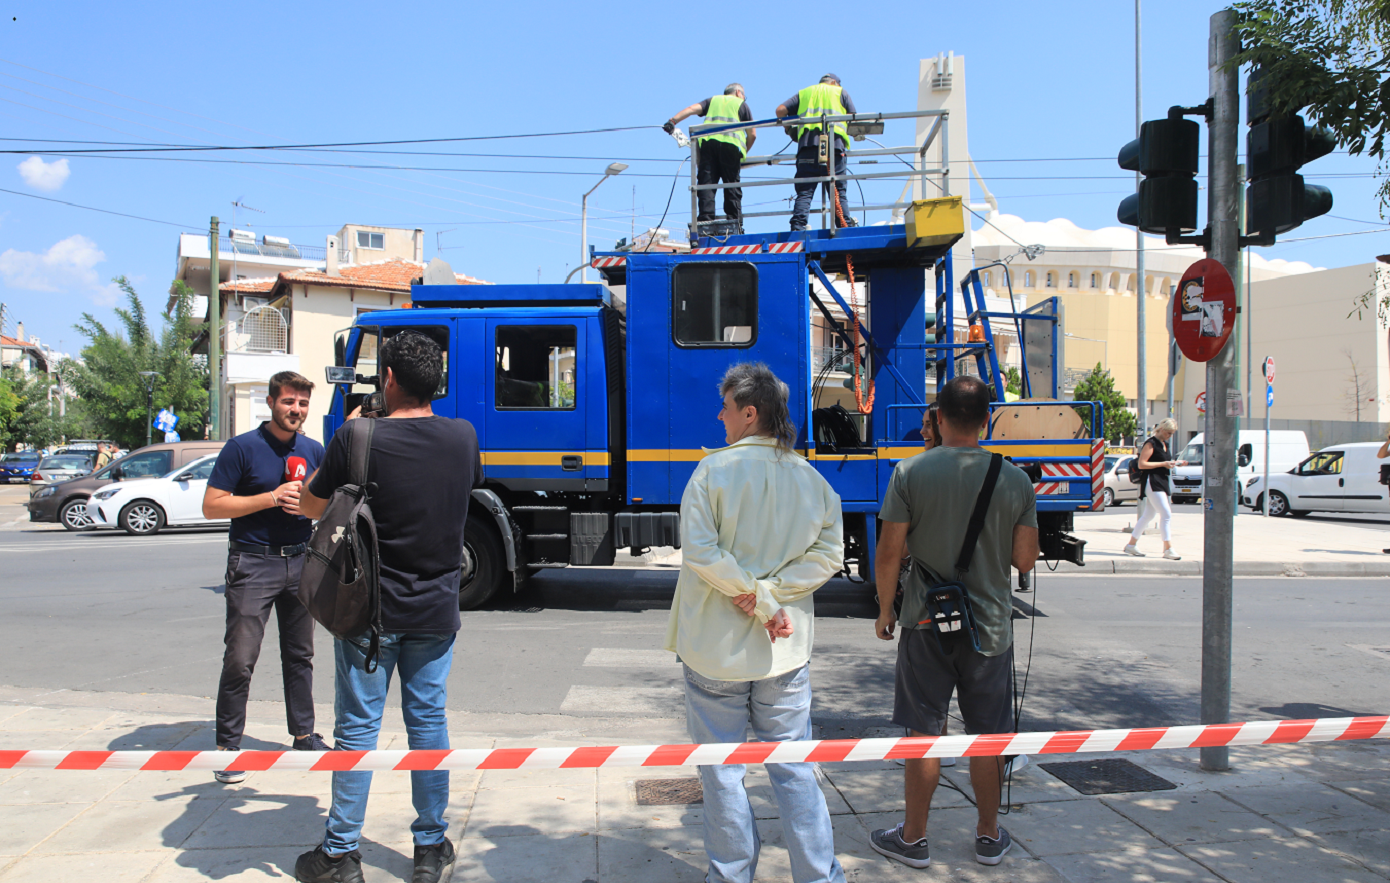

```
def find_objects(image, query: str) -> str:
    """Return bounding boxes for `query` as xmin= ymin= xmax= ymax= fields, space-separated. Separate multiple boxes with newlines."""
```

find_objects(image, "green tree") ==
xmin=64 ymin=278 xmax=208 ymax=449
xmin=0 ymin=365 xmax=74 ymax=450
xmin=1072 ymin=363 xmax=1139 ymax=443
xmin=1004 ymin=366 xmax=1023 ymax=397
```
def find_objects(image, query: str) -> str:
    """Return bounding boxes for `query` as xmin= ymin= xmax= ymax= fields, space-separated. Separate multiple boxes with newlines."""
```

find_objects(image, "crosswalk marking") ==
xmin=582 ymin=648 xmax=680 ymax=668
xmin=0 ymin=535 xmax=225 ymax=554
xmin=559 ymin=685 xmax=685 ymax=718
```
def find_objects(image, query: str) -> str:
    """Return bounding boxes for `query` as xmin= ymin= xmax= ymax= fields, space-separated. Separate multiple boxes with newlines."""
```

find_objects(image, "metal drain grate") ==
xmin=1039 ymin=758 xmax=1178 ymax=795
xmin=635 ymin=778 xmax=703 ymax=805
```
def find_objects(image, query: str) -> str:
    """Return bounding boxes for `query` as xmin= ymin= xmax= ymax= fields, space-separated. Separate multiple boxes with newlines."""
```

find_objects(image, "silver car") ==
xmin=1101 ymin=455 xmax=1141 ymax=508
xmin=28 ymin=453 xmax=96 ymax=496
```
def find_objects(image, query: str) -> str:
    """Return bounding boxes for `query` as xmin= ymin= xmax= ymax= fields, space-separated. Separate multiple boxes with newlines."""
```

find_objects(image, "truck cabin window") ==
xmin=496 ymin=325 xmax=577 ymax=410
xmin=672 ymin=263 xmax=757 ymax=347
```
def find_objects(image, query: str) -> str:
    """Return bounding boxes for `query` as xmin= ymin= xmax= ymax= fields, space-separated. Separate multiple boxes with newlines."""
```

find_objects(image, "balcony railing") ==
xmin=811 ymin=346 xmax=854 ymax=375
xmin=217 ymin=238 xmax=324 ymax=262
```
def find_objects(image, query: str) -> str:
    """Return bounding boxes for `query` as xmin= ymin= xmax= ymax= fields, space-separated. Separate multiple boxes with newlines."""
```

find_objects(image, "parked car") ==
xmin=26 ymin=440 xmax=226 ymax=531
xmin=87 ymin=454 xmax=228 ymax=536
xmin=1242 ymin=442 xmax=1389 ymax=517
xmin=1101 ymin=454 xmax=1140 ymax=508
xmin=1171 ymin=430 xmax=1310 ymax=504
xmin=28 ymin=453 xmax=96 ymax=495
xmin=0 ymin=451 xmax=41 ymax=483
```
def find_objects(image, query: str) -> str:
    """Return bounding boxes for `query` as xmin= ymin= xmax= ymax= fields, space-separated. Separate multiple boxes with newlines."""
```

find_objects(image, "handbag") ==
xmin=912 ymin=452 xmax=1004 ymax=653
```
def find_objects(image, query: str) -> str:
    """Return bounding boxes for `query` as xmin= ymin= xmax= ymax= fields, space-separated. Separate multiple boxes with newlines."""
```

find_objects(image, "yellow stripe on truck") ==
xmin=480 ymin=451 xmax=610 ymax=466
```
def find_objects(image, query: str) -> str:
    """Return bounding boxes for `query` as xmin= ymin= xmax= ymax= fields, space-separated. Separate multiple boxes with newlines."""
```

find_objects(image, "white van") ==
xmin=1243 ymin=442 xmax=1389 ymax=516
xmin=1169 ymin=430 xmax=1310 ymax=504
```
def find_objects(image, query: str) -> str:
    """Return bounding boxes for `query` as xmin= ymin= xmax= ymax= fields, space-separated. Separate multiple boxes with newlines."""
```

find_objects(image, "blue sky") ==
xmin=0 ymin=0 xmax=1383 ymax=355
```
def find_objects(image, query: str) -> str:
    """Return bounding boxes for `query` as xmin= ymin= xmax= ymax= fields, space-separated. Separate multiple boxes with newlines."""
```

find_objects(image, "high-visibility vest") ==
xmin=699 ymin=94 xmax=748 ymax=156
xmin=795 ymin=84 xmax=848 ymax=144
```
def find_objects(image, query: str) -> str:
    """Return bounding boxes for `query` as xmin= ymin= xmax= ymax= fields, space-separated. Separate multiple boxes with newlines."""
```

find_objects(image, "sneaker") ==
xmin=1163 ymin=549 xmax=1182 ymax=560
xmin=975 ymin=826 xmax=1012 ymax=866
xmin=295 ymin=846 xmax=365 ymax=883
xmin=1123 ymin=544 xmax=1145 ymax=557
xmin=869 ymin=822 xmax=931 ymax=869
xmin=294 ymin=732 xmax=331 ymax=751
xmin=940 ymin=756 xmax=957 ymax=767
xmin=412 ymin=838 xmax=456 ymax=883
xmin=1002 ymin=754 xmax=1029 ymax=776
xmin=214 ymin=747 xmax=245 ymax=785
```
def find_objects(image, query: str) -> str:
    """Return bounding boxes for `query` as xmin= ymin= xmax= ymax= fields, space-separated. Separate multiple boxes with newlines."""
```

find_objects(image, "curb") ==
xmin=1058 ymin=558 xmax=1390 ymax=576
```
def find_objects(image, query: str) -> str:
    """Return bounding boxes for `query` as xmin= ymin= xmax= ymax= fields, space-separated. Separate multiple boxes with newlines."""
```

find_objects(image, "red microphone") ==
xmin=284 ymin=456 xmax=308 ymax=483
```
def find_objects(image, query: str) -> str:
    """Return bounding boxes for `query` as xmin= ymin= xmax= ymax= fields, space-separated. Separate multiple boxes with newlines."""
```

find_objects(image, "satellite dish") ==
xmin=422 ymin=257 xmax=456 ymax=286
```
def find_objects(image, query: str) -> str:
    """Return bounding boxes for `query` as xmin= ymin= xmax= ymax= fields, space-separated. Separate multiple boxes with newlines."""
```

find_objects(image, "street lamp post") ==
xmin=580 ymin=163 xmax=628 ymax=283
xmin=138 ymin=371 xmax=160 ymax=448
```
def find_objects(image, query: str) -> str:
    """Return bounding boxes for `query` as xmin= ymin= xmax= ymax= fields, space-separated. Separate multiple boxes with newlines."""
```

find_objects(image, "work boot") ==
xmin=295 ymin=846 xmax=364 ymax=883
xmin=412 ymin=839 xmax=456 ymax=883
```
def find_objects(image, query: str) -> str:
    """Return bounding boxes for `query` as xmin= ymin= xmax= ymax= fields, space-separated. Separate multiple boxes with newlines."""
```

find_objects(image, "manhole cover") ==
xmin=1039 ymin=758 xmax=1177 ymax=795
xmin=635 ymin=778 xmax=703 ymax=805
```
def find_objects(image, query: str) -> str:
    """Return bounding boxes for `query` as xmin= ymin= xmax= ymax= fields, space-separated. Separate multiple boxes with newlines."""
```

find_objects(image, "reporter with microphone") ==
xmin=203 ymin=371 xmax=328 ymax=785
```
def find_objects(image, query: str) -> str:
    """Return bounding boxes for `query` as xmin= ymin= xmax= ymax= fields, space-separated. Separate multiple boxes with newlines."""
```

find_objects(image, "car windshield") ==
xmin=39 ymin=456 xmax=90 ymax=470
xmin=1180 ymin=443 xmax=1203 ymax=465
xmin=2 ymin=453 xmax=39 ymax=463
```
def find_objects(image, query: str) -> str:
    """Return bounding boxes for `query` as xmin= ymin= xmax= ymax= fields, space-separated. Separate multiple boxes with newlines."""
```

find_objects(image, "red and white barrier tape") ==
xmin=3 ymin=716 xmax=1385 ymax=772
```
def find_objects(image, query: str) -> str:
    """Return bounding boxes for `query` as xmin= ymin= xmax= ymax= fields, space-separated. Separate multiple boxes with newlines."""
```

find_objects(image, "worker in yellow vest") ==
xmin=665 ymin=84 xmax=756 ymax=232
xmin=776 ymin=74 xmax=859 ymax=231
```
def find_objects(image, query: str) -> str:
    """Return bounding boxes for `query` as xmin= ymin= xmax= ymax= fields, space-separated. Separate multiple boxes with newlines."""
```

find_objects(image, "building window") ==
xmin=982 ymin=271 xmax=992 ymax=287
xmin=1067 ymin=271 xmax=1078 ymax=288
xmin=356 ymin=231 xmax=385 ymax=250
xmin=496 ymin=325 xmax=576 ymax=409
xmin=1090 ymin=272 xmax=1100 ymax=288
xmin=1023 ymin=271 xmax=1034 ymax=288
xmin=1045 ymin=271 xmax=1057 ymax=288
xmin=672 ymin=263 xmax=757 ymax=347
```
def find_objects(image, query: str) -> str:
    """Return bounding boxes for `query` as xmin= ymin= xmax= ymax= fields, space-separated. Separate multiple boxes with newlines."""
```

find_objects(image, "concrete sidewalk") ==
xmin=0 ymin=686 xmax=1386 ymax=882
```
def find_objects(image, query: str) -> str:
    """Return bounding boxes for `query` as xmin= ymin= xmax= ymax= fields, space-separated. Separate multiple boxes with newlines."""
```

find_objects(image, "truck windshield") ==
xmin=1181 ymin=443 xmax=1203 ymax=465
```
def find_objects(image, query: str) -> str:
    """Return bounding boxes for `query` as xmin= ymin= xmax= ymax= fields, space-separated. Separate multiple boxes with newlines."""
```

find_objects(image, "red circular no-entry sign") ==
xmin=1172 ymin=259 xmax=1236 ymax=363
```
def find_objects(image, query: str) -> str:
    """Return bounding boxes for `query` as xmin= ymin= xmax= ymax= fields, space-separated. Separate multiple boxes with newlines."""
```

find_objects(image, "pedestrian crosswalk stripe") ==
xmin=582 ymin=648 xmax=679 ymax=668
xmin=559 ymin=685 xmax=685 ymax=718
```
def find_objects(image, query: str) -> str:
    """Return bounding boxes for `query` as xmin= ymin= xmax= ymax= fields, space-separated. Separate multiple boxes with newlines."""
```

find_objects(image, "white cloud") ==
xmin=0 ymin=234 xmax=119 ymax=306
xmin=17 ymin=156 xmax=70 ymax=192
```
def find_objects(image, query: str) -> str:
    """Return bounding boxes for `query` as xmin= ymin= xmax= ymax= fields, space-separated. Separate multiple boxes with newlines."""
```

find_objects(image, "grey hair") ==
xmin=724 ymin=83 xmax=743 ymax=95
xmin=1155 ymin=417 xmax=1178 ymax=433
xmin=719 ymin=362 xmax=796 ymax=453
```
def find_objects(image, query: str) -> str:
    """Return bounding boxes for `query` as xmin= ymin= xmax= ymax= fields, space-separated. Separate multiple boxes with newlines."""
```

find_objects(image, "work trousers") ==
xmin=791 ymin=143 xmax=851 ymax=231
xmin=697 ymin=139 xmax=744 ymax=223
xmin=215 ymin=550 xmax=316 ymax=749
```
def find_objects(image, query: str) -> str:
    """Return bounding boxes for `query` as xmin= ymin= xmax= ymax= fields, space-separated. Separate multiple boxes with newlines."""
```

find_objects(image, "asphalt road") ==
xmin=1 ymin=520 xmax=1387 ymax=744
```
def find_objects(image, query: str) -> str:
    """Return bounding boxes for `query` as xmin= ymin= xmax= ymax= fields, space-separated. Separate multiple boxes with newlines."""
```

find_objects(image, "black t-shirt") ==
xmin=309 ymin=415 xmax=483 ymax=633
xmin=1142 ymin=436 xmax=1172 ymax=496
xmin=208 ymin=423 xmax=325 ymax=546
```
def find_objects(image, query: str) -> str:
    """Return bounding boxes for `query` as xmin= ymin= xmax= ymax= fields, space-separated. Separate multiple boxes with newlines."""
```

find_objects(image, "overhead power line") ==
xmin=0 ymin=186 xmax=196 ymax=229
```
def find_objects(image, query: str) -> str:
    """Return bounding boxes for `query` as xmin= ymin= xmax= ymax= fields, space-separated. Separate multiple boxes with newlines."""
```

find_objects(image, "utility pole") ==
xmin=1234 ymin=165 xmax=1246 ymax=430
xmin=208 ymin=216 xmax=221 ymax=441
xmin=1135 ymin=0 xmax=1148 ymax=435
xmin=1201 ymin=8 xmax=1239 ymax=773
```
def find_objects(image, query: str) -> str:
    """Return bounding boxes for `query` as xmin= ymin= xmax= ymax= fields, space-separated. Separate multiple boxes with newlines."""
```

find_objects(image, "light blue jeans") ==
xmin=683 ymin=663 xmax=845 ymax=883
xmin=323 ymin=631 xmax=455 ymax=855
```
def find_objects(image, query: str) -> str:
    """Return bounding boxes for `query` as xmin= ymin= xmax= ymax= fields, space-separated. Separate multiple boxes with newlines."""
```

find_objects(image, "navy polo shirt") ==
xmin=208 ymin=422 xmax=325 ymax=547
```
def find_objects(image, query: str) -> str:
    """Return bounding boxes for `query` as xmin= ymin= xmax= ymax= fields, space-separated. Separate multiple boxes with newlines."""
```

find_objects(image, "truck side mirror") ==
xmin=334 ymin=336 xmax=346 ymax=367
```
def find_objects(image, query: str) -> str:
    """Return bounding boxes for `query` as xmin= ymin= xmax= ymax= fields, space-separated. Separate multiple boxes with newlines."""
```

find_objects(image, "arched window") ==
xmin=1090 ymin=272 xmax=1100 ymax=288
xmin=1045 ymin=271 xmax=1057 ymax=288
xmin=1067 ymin=271 xmax=1079 ymax=288
xmin=1023 ymin=270 xmax=1034 ymax=287
xmin=1108 ymin=272 xmax=1122 ymax=291
xmin=982 ymin=271 xmax=992 ymax=287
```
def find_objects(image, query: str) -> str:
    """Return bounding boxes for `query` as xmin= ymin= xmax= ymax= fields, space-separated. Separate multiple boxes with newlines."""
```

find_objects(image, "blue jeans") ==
xmin=323 ymin=632 xmax=455 ymax=855
xmin=791 ymin=144 xmax=850 ymax=231
xmin=683 ymin=663 xmax=845 ymax=883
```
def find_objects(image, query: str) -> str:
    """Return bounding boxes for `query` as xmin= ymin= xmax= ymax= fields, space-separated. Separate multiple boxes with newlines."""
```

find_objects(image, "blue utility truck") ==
xmin=322 ymin=200 xmax=1103 ymax=608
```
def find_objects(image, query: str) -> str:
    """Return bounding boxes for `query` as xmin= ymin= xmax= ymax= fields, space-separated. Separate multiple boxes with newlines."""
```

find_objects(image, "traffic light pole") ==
xmin=1201 ymin=8 xmax=1238 ymax=773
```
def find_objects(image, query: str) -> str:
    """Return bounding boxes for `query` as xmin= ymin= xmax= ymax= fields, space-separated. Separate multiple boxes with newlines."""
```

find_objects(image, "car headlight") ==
xmin=35 ymin=486 xmax=56 ymax=498
xmin=1246 ymin=477 xmax=1259 ymax=487
xmin=92 ymin=488 xmax=122 ymax=501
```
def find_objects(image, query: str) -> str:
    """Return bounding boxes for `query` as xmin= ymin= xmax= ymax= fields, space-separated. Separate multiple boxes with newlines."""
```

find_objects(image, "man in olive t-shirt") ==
xmin=868 ymin=376 xmax=1039 ymax=870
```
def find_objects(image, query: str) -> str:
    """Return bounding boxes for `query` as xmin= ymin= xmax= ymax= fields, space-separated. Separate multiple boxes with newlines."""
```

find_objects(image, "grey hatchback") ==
xmin=27 ymin=440 xmax=225 ymax=530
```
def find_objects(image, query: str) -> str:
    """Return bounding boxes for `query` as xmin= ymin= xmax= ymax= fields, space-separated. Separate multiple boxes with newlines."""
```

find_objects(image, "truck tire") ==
xmin=458 ymin=515 xmax=506 ymax=610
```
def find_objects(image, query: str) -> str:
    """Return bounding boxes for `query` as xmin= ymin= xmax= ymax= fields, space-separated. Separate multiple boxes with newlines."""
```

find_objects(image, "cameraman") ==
xmin=294 ymin=332 xmax=482 ymax=883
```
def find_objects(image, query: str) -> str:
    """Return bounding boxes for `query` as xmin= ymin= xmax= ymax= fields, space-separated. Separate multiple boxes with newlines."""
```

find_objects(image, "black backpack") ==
xmin=1127 ymin=438 xmax=1156 ymax=485
xmin=298 ymin=418 xmax=382 ymax=670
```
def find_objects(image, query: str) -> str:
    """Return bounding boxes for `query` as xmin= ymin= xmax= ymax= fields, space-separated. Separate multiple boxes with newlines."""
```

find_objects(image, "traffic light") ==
xmin=1244 ymin=70 xmax=1335 ymax=244
xmin=1117 ymin=109 xmax=1202 ymax=238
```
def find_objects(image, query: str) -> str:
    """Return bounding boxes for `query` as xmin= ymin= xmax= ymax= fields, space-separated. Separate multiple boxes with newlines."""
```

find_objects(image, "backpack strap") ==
xmin=347 ymin=418 xmax=375 ymax=489
xmin=955 ymin=453 xmax=1004 ymax=577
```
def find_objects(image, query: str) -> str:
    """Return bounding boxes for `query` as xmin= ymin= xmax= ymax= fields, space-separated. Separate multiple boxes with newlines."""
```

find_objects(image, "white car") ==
xmin=87 ymin=454 xmax=228 ymax=535
xmin=1241 ymin=442 xmax=1389 ymax=517
xmin=1100 ymin=455 xmax=1140 ymax=508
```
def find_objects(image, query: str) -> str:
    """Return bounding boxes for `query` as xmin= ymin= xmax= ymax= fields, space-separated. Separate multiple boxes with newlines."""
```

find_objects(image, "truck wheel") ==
xmin=60 ymin=499 xmax=94 ymax=531
xmin=458 ymin=515 xmax=506 ymax=610
xmin=1267 ymin=490 xmax=1291 ymax=518
xmin=119 ymin=500 xmax=165 ymax=536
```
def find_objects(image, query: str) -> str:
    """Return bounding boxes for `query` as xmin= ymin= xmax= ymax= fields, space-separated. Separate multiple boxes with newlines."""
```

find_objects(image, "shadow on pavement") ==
xmin=1259 ymin=701 xmax=1380 ymax=719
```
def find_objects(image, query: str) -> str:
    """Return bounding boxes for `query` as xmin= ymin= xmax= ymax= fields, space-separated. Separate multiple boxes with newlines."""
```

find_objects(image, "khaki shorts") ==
xmin=892 ymin=627 xmax=1015 ymax=736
